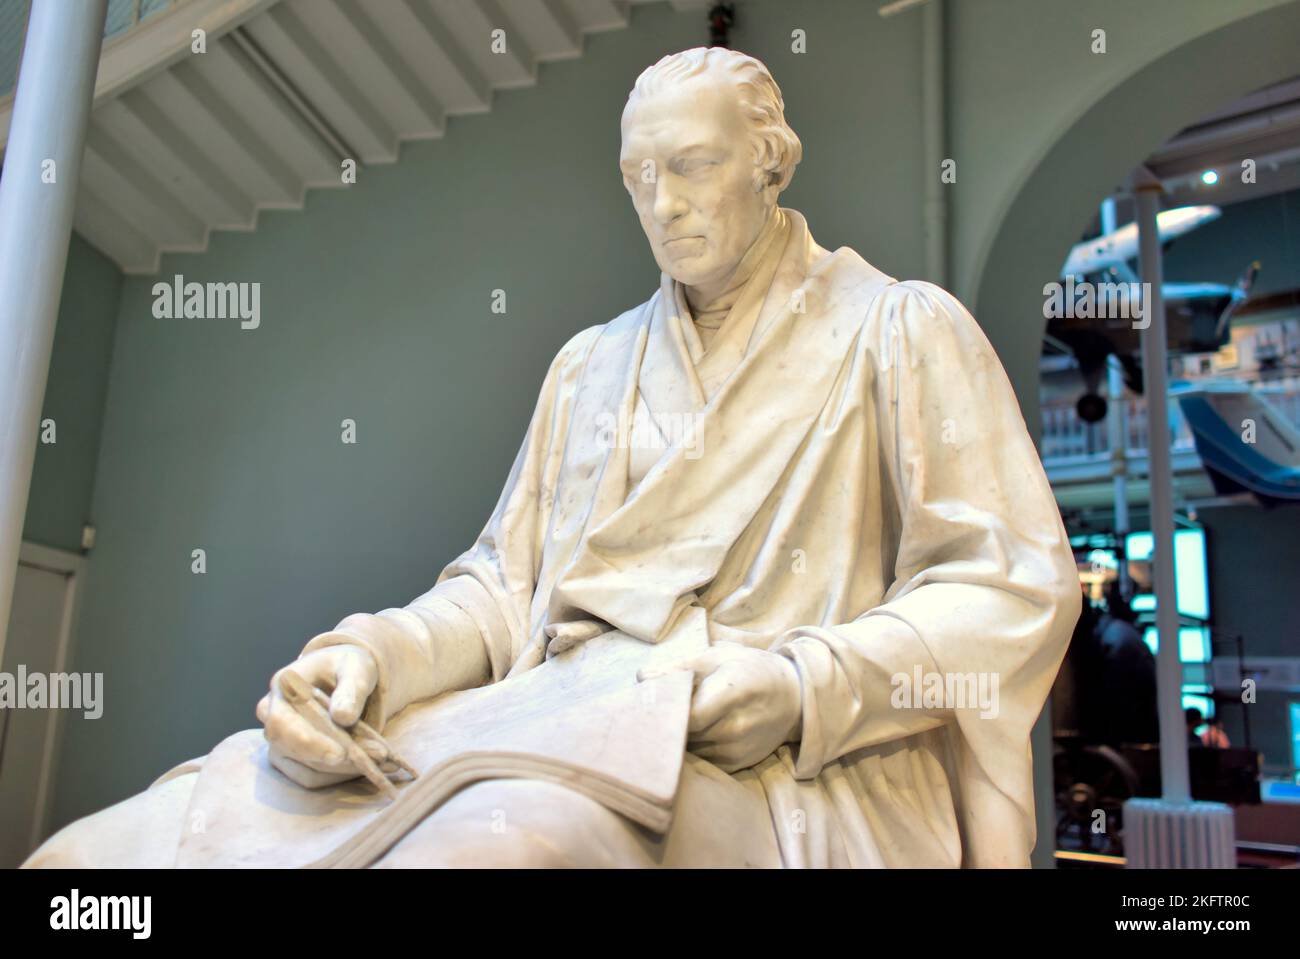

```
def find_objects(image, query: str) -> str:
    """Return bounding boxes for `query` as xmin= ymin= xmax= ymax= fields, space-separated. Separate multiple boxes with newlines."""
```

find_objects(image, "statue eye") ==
xmin=677 ymin=158 xmax=717 ymax=175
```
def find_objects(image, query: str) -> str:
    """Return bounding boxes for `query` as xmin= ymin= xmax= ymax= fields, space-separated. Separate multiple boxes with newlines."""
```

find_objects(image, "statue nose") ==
xmin=652 ymin=181 xmax=688 ymax=225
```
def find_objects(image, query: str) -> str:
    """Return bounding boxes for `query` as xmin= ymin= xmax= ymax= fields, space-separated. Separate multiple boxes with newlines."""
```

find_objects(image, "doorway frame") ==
xmin=3 ymin=541 xmax=85 ymax=853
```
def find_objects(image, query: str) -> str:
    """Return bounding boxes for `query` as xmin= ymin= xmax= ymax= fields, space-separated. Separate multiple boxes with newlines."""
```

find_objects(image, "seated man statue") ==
xmin=26 ymin=46 xmax=1080 ymax=869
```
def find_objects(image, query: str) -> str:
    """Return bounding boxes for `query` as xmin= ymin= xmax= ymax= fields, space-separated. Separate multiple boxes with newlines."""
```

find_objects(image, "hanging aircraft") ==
xmin=1045 ymin=203 xmax=1260 ymax=422
xmin=1171 ymin=380 xmax=1300 ymax=505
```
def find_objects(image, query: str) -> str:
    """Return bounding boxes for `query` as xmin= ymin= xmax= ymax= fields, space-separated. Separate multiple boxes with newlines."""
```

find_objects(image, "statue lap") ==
xmin=25 ymin=753 xmax=781 ymax=868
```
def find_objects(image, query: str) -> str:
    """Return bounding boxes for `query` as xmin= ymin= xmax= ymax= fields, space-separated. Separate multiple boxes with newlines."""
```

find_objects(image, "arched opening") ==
xmin=983 ymin=4 xmax=1300 ymax=865
xmin=972 ymin=1 xmax=1300 ymax=434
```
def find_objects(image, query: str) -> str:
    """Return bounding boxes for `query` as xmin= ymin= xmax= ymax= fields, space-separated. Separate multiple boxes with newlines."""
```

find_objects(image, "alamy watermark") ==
xmin=890 ymin=666 xmax=1000 ymax=719
xmin=596 ymin=409 xmax=705 ymax=459
xmin=0 ymin=667 xmax=102 ymax=719
xmin=1043 ymin=277 xmax=1152 ymax=329
xmin=50 ymin=890 xmax=150 ymax=939
xmin=152 ymin=273 xmax=260 ymax=330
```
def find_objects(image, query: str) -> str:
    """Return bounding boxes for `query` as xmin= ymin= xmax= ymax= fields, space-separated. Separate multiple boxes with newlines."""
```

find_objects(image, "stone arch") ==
xmin=971 ymin=1 xmax=1300 ymax=434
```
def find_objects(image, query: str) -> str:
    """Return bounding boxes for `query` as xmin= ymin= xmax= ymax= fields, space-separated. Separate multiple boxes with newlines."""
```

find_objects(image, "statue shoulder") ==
xmin=862 ymin=278 xmax=1002 ymax=375
xmin=547 ymin=296 xmax=652 ymax=376
xmin=865 ymin=279 xmax=982 ymax=346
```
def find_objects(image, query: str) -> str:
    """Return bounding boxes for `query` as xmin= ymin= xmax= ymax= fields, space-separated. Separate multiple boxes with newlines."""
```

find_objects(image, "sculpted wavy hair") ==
xmin=624 ymin=47 xmax=803 ymax=194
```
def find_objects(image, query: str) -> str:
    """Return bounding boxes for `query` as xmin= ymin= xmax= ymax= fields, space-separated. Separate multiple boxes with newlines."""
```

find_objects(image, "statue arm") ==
xmin=771 ymin=281 xmax=1080 ymax=779
xmin=299 ymin=591 xmax=490 ymax=728
xmin=295 ymin=326 xmax=604 ymax=727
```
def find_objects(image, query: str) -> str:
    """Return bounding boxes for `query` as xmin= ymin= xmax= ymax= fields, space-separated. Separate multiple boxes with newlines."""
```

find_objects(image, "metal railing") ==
xmin=1040 ymin=381 xmax=1300 ymax=465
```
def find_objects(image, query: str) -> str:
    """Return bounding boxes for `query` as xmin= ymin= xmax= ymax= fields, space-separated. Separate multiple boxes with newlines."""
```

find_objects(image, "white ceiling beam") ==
xmin=168 ymin=53 xmax=303 ymax=206
xmin=330 ymin=0 xmax=447 ymax=137
xmin=246 ymin=2 xmax=397 ymax=164
xmin=200 ymin=39 xmax=340 ymax=190
xmin=400 ymin=0 xmax=492 ymax=112
xmin=73 ymin=181 xmax=160 ymax=275
xmin=473 ymin=0 xmax=538 ymax=87
xmin=563 ymin=0 xmax=630 ymax=33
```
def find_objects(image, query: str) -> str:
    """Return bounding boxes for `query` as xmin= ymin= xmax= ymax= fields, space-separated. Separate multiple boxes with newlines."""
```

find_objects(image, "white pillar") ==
xmin=1100 ymin=199 xmax=1131 ymax=594
xmin=0 ymin=0 xmax=109 ymax=667
xmin=1132 ymin=169 xmax=1190 ymax=802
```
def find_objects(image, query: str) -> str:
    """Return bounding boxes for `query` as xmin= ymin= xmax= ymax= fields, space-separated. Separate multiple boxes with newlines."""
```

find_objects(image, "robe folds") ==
xmin=300 ymin=208 xmax=1081 ymax=867
xmin=26 ymin=209 xmax=1080 ymax=869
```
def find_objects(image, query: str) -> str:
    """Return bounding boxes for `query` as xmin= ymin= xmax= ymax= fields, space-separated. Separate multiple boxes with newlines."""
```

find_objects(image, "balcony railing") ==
xmin=1040 ymin=381 xmax=1300 ymax=468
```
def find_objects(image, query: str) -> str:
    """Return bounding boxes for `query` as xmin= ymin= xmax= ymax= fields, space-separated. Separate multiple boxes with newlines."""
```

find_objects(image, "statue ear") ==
xmin=758 ymin=173 xmax=782 ymax=205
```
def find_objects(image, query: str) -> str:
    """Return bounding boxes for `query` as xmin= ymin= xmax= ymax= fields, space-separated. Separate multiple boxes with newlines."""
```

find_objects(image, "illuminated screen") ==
xmin=1182 ymin=692 xmax=1215 ymax=721
xmin=1292 ymin=702 xmax=1300 ymax=776
xmin=1141 ymin=626 xmax=1212 ymax=662
xmin=1125 ymin=528 xmax=1210 ymax=621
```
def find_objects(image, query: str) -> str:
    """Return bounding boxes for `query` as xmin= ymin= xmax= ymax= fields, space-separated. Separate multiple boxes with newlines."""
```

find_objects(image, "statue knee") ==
xmin=377 ymin=779 xmax=645 ymax=868
xmin=23 ymin=773 xmax=195 ymax=869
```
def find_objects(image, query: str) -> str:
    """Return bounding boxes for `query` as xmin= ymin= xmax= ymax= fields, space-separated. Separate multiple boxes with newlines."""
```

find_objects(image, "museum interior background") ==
xmin=4 ymin=0 xmax=1300 ymax=867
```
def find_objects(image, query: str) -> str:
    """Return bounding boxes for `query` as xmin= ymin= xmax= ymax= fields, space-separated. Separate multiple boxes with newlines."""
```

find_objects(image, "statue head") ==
xmin=620 ymin=47 xmax=802 ymax=296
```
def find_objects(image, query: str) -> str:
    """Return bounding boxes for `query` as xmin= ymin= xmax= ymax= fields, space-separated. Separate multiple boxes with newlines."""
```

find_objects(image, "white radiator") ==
xmin=1122 ymin=798 xmax=1236 ymax=868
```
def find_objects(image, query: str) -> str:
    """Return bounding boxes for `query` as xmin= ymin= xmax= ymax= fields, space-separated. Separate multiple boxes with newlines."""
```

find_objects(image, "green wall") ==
xmin=1164 ymin=189 xmax=1300 ymax=296
xmin=21 ymin=233 xmax=122 ymax=553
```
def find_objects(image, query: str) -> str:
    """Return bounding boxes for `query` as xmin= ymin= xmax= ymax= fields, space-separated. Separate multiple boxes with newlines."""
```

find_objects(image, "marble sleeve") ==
xmin=773 ymin=281 xmax=1080 ymax=784
xmin=298 ymin=326 xmax=602 ymax=727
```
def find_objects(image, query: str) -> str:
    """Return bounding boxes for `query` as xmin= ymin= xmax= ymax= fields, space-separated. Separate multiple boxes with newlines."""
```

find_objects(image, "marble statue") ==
xmin=25 ymin=46 xmax=1080 ymax=869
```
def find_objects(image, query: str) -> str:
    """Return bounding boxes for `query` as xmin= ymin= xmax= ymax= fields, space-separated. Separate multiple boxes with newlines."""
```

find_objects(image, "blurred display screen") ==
xmin=1126 ymin=528 xmax=1210 ymax=621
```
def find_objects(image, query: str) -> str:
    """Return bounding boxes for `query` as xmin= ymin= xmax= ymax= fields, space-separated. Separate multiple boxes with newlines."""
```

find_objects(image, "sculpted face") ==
xmin=620 ymin=73 xmax=778 ymax=300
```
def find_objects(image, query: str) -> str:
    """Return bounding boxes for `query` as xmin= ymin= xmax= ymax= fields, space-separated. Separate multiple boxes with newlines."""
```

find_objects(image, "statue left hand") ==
xmin=638 ymin=643 xmax=803 ymax=773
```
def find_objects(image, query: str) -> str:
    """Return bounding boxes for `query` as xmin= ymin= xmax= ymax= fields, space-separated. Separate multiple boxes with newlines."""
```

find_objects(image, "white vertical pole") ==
xmin=0 ymin=0 xmax=109 ymax=667
xmin=1133 ymin=169 xmax=1190 ymax=802
xmin=1100 ymin=198 xmax=1131 ymax=594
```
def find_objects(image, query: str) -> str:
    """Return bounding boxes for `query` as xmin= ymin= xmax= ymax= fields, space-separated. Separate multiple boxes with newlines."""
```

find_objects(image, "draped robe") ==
xmin=26 ymin=208 xmax=1079 ymax=869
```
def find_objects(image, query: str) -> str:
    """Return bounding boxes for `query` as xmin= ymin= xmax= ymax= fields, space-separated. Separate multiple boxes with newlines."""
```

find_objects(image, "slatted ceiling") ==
xmin=331 ymin=2 xmax=447 ymax=139
xmin=82 ymin=134 xmax=205 ymax=252
xmin=395 ymin=0 xmax=493 ymax=113
xmin=194 ymin=41 xmax=340 ymax=190
xmin=431 ymin=0 xmax=534 ymax=90
xmin=356 ymin=2 xmax=460 ymax=126
xmin=521 ymin=0 xmax=585 ymax=59
xmin=563 ymin=0 xmax=630 ymax=33
xmin=117 ymin=85 xmax=258 ymax=225
xmin=125 ymin=76 xmax=263 ymax=226
xmin=94 ymin=94 xmax=248 ymax=230
xmin=277 ymin=0 xmax=436 ymax=151
xmin=68 ymin=0 xmax=708 ymax=274
xmin=75 ymin=187 xmax=160 ymax=274
xmin=170 ymin=52 xmax=305 ymax=207
xmin=247 ymin=3 xmax=399 ymax=164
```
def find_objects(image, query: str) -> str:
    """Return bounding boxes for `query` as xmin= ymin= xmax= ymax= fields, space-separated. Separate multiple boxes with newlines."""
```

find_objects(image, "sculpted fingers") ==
xmin=689 ymin=739 xmax=752 ymax=774
xmin=261 ymin=686 xmax=349 ymax=772
xmin=327 ymin=646 xmax=379 ymax=726
xmin=688 ymin=668 xmax=744 ymax=734
xmin=267 ymin=745 xmax=359 ymax=790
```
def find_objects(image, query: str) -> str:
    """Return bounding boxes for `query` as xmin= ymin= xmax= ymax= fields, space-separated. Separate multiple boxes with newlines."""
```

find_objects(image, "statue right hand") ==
xmin=255 ymin=645 xmax=382 ymax=788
